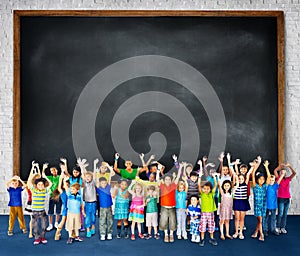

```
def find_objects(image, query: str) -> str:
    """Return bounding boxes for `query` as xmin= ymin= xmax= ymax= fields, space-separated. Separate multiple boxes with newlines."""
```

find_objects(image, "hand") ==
xmin=157 ymin=164 xmax=163 ymax=170
xmin=115 ymin=153 xmax=119 ymax=160
xmin=263 ymin=160 xmax=269 ymax=168
xmin=202 ymin=156 xmax=207 ymax=163
xmin=31 ymin=160 xmax=36 ymax=167
xmin=182 ymin=162 xmax=187 ymax=167
xmin=42 ymin=163 xmax=48 ymax=170
xmin=285 ymin=163 xmax=291 ymax=167
xmin=198 ymin=170 xmax=203 ymax=177
xmin=206 ymin=163 xmax=215 ymax=168
xmin=218 ymin=152 xmax=225 ymax=162
xmin=60 ymin=158 xmax=67 ymax=165
xmin=226 ymin=153 xmax=231 ymax=160
xmin=197 ymin=159 xmax=202 ymax=166
xmin=139 ymin=153 xmax=144 ymax=159
xmin=172 ymin=154 xmax=178 ymax=162
xmin=150 ymin=154 xmax=155 ymax=160
xmin=257 ymin=156 xmax=262 ymax=164
xmin=235 ymin=159 xmax=241 ymax=165
xmin=279 ymin=163 xmax=285 ymax=169
xmin=172 ymin=172 xmax=176 ymax=179
xmin=249 ymin=162 xmax=254 ymax=167
xmin=94 ymin=158 xmax=99 ymax=165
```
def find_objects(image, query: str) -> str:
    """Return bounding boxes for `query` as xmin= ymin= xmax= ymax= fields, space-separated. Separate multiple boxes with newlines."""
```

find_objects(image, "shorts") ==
xmin=48 ymin=198 xmax=62 ymax=215
xmin=159 ymin=207 xmax=176 ymax=231
xmin=199 ymin=212 xmax=215 ymax=233
xmin=146 ymin=212 xmax=158 ymax=227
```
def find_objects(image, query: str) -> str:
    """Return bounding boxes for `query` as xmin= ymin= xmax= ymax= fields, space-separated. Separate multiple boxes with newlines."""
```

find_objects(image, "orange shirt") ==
xmin=159 ymin=183 xmax=177 ymax=207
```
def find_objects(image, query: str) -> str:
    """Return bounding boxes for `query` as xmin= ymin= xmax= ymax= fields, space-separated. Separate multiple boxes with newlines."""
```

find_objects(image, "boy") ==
xmin=6 ymin=175 xmax=27 ymax=236
xmin=145 ymin=185 xmax=159 ymax=239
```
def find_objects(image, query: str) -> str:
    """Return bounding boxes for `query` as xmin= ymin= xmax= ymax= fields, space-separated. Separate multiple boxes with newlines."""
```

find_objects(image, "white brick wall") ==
xmin=0 ymin=0 xmax=299 ymax=214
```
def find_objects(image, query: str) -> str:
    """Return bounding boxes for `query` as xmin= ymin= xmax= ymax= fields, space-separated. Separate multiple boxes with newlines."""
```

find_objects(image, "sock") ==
xmin=117 ymin=225 xmax=122 ymax=235
xmin=124 ymin=225 xmax=129 ymax=235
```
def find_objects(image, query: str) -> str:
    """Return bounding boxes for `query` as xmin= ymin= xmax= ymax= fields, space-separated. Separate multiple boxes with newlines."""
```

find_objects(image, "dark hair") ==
xmin=119 ymin=179 xmax=128 ymax=185
xmin=203 ymin=181 xmax=212 ymax=190
xmin=190 ymin=171 xmax=198 ymax=177
xmin=72 ymin=166 xmax=82 ymax=183
xmin=163 ymin=174 xmax=172 ymax=181
xmin=240 ymin=164 xmax=248 ymax=170
xmin=189 ymin=194 xmax=199 ymax=202
xmin=221 ymin=180 xmax=232 ymax=194
xmin=255 ymin=172 xmax=265 ymax=183
xmin=34 ymin=177 xmax=46 ymax=185
xmin=149 ymin=164 xmax=157 ymax=170
xmin=148 ymin=185 xmax=156 ymax=191
xmin=99 ymin=177 xmax=107 ymax=182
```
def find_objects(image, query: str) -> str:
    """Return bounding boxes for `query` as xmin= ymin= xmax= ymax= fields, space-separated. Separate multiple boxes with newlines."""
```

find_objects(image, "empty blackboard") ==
xmin=13 ymin=11 xmax=284 ymax=179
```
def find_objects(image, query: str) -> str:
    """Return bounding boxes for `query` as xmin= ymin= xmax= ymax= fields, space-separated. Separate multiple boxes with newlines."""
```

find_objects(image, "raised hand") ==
xmin=206 ymin=163 xmax=215 ymax=168
xmin=60 ymin=158 xmax=67 ymax=165
xmin=197 ymin=159 xmax=202 ymax=166
xmin=115 ymin=153 xmax=120 ymax=160
xmin=202 ymin=156 xmax=208 ymax=163
xmin=139 ymin=153 xmax=144 ymax=159
xmin=172 ymin=154 xmax=178 ymax=162
xmin=263 ymin=160 xmax=269 ymax=168
xmin=235 ymin=159 xmax=241 ymax=165
xmin=226 ymin=153 xmax=231 ymax=160
xmin=94 ymin=158 xmax=99 ymax=165
xmin=42 ymin=163 xmax=49 ymax=170
xmin=218 ymin=152 xmax=225 ymax=162
xmin=257 ymin=156 xmax=262 ymax=164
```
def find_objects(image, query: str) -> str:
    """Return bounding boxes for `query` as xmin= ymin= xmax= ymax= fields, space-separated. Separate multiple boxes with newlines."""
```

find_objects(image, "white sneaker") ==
xmin=54 ymin=222 xmax=59 ymax=229
xmin=280 ymin=228 xmax=287 ymax=234
xmin=195 ymin=235 xmax=200 ymax=243
xmin=100 ymin=235 xmax=106 ymax=241
xmin=275 ymin=228 xmax=281 ymax=233
xmin=107 ymin=234 xmax=112 ymax=240
xmin=183 ymin=235 xmax=188 ymax=240
xmin=46 ymin=224 xmax=53 ymax=231
xmin=191 ymin=234 xmax=196 ymax=242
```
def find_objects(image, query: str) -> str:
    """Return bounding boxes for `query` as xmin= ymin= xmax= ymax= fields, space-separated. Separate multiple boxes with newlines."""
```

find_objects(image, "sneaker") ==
xmin=107 ymin=234 xmax=113 ymax=240
xmin=34 ymin=239 xmax=41 ymax=245
xmin=280 ymin=228 xmax=287 ymax=234
xmin=117 ymin=234 xmax=121 ymax=239
xmin=54 ymin=222 xmax=59 ymax=229
xmin=209 ymin=238 xmax=218 ymax=246
xmin=67 ymin=238 xmax=73 ymax=244
xmin=138 ymin=233 xmax=144 ymax=239
xmin=22 ymin=229 xmax=28 ymax=234
xmin=263 ymin=230 xmax=269 ymax=237
xmin=195 ymin=235 xmax=200 ymax=243
xmin=183 ymin=235 xmax=188 ymax=240
xmin=124 ymin=234 xmax=129 ymax=239
xmin=271 ymin=230 xmax=280 ymax=236
xmin=275 ymin=228 xmax=281 ymax=233
xmin=7 ymin=231 xmax=13 ymax=236
xmin=75 ymin=236 xmax=83 ymax=242
xmin=46 ymin=224 xmax=53 ymax=231
xmin=86 ymin=231 xmax=92 ymax=238
xmin=145 ymin=234 xmax=152 ymax=240
xmin=40 ymin=238 xmax=48 ymax=244
xmin=79 ymin=227 xmax=85 ymax=232
xmin=91 ymin=229 xmax=95 ymax=235
xmin=199 ymin=239 xmax=205 ymax=247
xmin=131 ymin=234 xmax=135 ymax=241
xmin=177 ymin=235 xmax=182 ymax=240
xmin=191 ymin=235 xmax=196 ymax=242
xmin=100 ymin=234 xmax=106 ymax=241
xmin=154 ymin=233 xmax=160 ymax=239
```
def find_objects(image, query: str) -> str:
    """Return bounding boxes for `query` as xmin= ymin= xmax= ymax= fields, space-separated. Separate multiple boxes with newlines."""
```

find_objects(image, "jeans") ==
xmin=84 ymin=202 xmax=97 ymax=229
xmin=32 ymin=210 xmax=47 ymax=239
xmin=277 ymin=198 xmax=290 ymax=229
xmin=176 ymin=208 xmax=187 ymax=237
xmin=263 ymin=209 xmax=276 ymax=232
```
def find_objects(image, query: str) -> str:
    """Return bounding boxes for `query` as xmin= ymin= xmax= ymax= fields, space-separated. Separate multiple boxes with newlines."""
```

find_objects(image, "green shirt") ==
xmin=200 ymin=192 xmax=217 ymax=212
xmin=47 ymin=175 xmax=60 ymax=196
xmin=146 ymin=196 xmax=158 ymax=213
xmin=119 ymin=168 xmax=137 ymax=180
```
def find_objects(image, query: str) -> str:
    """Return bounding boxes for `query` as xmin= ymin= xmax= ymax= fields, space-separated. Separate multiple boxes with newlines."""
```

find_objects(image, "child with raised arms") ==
xmin=176 ymin=177 xmax=188 ymax=240
xmin=145 ymin=185 xmax=160 ymax=239
xmin=187 ymin=195 xmax=201 ymax=243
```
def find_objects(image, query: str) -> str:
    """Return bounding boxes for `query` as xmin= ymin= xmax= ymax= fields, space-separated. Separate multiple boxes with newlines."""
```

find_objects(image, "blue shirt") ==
xmin=266 ymin=183 xmax=279 ymax=210
xmin=7 ymin=187 xmax=23 ymax=207
xmin=176 ymin=190 xmax=187 ymax=209
xmin=187 ymin=204 xmax=201 ymax=222
xmin=96 ymin=185 xmax=113 ymax=208
xmin=69 ymin=177 xmax=83 ymax=187
xmin=67 ymin=191 xmax=82 ymax=214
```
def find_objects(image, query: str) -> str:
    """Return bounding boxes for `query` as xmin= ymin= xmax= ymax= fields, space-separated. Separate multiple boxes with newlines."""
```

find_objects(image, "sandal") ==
xmin=169 ymin=235 xmax=174 ymax=243
xmin=251 ymin=232 xmax=258 ymax=238
xmin=164 ymin=235 xmax=169 ymax=243
xmin=220 ymin=235 xmax=225 ymax=240
xmin=259 ymin=235 xmax=264 ymax=242
xmin=232 ymin=233 xmax=238 ymax=239
xmin=226 ymin=235 xmax=233 ymax=240
xmin=239 ymin=234 xmax=244 ymax=240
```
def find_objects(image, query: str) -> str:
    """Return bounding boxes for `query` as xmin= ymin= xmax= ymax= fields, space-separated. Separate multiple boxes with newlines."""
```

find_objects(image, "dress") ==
xmin=253 ymin=184 xmax=267 ymax=217
xmin=233 ymin=183 xmax=250 ymax=211
xmin=114 ymin=188 xmax=129 ymax=220
xmin=219 ymin=192 xmax=233 ymax=220
xmin=128 ymin=195 xmax=144 ymax=223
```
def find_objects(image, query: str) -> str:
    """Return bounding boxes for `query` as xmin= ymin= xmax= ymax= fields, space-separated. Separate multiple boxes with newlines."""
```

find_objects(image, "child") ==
xmin=274 ymin=162 xmax=296 ymax=234
xmin=198 ymin=172 xmax=218 ymax=247
xmin=158 ymin=164 xmax=182 ymax=243
xmin=145 ymin=185 xmax=160 ymax=239
xmin=263 ymin=169 xmax=285 ymax=236
xmin=96 ymin=177 xmax=113 ymax=241
xmin=176 ymin=180 xmax=188 ymax=240
xmin=65 ymin=182 xmax=85 ymax=244
xmin=218 ymin=178 xmax=238 ymax=240
xmin=27 ymin=162 xmax=53 ymax=245
xmin=251 ymin=160 xmax=271 ymax=241
xmin=113 ymin=179 xmax=130 ymax=239
xmin=128 ymin=181 xmax=145 ymax=240
xmin=187 ymin=195 xmax=201 ymax=243
xmin=6 ymin=175 xmax=27 ymax=236
xmin=46 ymin=167 xmax=62 ymax=231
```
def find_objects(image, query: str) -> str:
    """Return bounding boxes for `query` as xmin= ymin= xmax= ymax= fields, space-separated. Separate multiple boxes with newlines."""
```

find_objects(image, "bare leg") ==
xmin=219 ymin=219 xmax=225 ymax=239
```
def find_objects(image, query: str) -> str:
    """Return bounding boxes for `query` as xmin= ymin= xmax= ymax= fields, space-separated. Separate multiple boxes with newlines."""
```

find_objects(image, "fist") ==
xmin=115 ymin=153 xmax=120 ymax=159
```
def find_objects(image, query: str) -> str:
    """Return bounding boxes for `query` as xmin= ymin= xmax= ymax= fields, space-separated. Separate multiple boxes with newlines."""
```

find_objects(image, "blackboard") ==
xmin=14 ymin=11 xmax=284 ymax=180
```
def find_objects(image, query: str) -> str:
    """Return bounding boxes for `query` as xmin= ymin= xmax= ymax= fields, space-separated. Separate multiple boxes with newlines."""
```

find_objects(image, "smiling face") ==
xmin=73 ymin=169 xmax=80 ymax=177
xmin=50 ymin=167 xmax=58 ymax=176
xmin=100 ymin=180 xmax=107 ymax=188
xmin=223 ymin=182 xmax=231 ymax=192
xmin=238 ymin=174 xmax=245 ymax=184
xmin=164 ymin=176 xmax=172 ymax=186
xmin=11 ymin=180 xmax=19 ymax=189
xmin=202 ymin=185 xmax=211 ymax=194
xmin=36 ymin=181 xmax=45 ymax=191
xmin=85 ymin=173 xmax=93 ymax=182
xmin=71 ymin=186 xmax=79 ymax=194
xmin=149 ymin=173 xmax=155 ymax=182
xmin=100 ymin=165 xmax=107 ymax=174
xmin=222 ymin=166 xmax=229 ymax=176
xmin=190 ymin=196 xmax=198 ymax=207
xmin=178 ymin=184 xmax=185 ymax=192
xmin=257 ymin=175 xmax=265 ymax=186
xmin=190 ymin=175 xmax=197 ymax=182
xmin=120 ymin=180 xmax=128 ymax=190
xmin=240 ymin=167 xmax=247 ymax=175
xmin=135 ymin=184 xmax=143 ymax=194
xmin=269 ymin=176 xmax=276 ymax=185
xmin=125 ymin=161 xmax=132 ymax=168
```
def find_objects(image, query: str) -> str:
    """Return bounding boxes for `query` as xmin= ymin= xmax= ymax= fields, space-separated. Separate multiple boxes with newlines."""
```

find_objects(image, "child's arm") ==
xmin=93 ymin=158 xmax=99 ymax=180
xmin=234 ymin=159 xmax=241 ymax=175
xmin=273 ymin=163 xmax=284 ymax=178
xmin=107 ymin=164 xmax=115 ymax=185
xmin=128 ymin=180 xmax=136 ymax=195
xmin=41 ymin=163 xmax=52 ymax=189
xmin=212 ymin=173 xmax=217 ymax=193
xmin=218 ymin=152 xmax=224 ymax=175
xmin=113 ymin=153 xmax=121 ymax=174
xmin=60 ymin=158 xmax=70 ymax=177
xmin=251 ymin=162 xmax=257 ymax=187
xmin=57 ymin=174 xmax=64 ymax=194
xmin=174 ymin=162 xmax=183 ymax=185
xmin=198 ymin=170 xmax=203 ymax=194
xmin=264 ymin=160 xmax=271 ymax=184
xmin=277 ymin=170 xmax=286 ymax=184
xmin=286 ymin=163 xmax=296 ymax=180
xmin=77 ymin=158 xmax=89 ymax=176
xmin=18 ymin=176 xmax=27 ymax=189
xmin=227 ymin=153 xmax=233 ymax=178
xmin=202 ymin=156 xmax=208 ymax=177
xmin=182 ymin=175 xmax=189 ymax=193
xmin=232 ymin=174 xmax=240 ymax=192
xmin=172 ymin=154 xmax=179 ymax=170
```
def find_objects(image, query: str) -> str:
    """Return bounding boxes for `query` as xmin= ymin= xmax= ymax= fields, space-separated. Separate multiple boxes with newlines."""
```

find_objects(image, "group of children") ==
xmin=6 ymin=152 xmax=296 ymax=247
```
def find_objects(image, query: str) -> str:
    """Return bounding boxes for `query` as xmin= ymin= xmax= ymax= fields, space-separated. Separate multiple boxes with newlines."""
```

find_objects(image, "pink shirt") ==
xmin=277 ymin=177 xmax=291 ymax=198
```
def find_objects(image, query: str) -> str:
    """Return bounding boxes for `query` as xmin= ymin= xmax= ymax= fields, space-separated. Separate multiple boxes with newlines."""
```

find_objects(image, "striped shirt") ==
xmin=233 ymin=183 xmax=248 ymax=200
xmin=32 ymin=188 xmax=48 ymax=211
xmin=187 ymin=179 xmax=199 ymax=198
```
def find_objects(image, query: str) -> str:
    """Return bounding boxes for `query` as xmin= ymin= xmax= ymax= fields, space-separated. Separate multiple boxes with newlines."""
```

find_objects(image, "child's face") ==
xmin=223 ymin=182 xmax=231 ymax=192
xmin=85 ymin=174 xmax=93 ymax=182
xmin=50 ymin=168 xmax=58 ymax=176
xmin=135 ymin=185 xmax=142 ymax=194
xmin=164 ymin=176 xmax=172 ymax=185
xmin=280 ymin=169 xmax=287 ymax=177
xmin=269 ymin=177 xmax=276 ymax=185
xmin=190 ymin=197 xmax=198 ymax=206
xmin=36 ymin=181 xmax=45 ymax=191
xmin=202 ymin=185 xmax=211 ymax=194
xmin=150 ymin=166 xmax=157 ymax=172
xmin=71 ymin=186 xmax=79 ymax=194
xmin=149 ymin=173 xmax=155 ymax=182
xmin=222 ymin=166 xmax=229 ymax=175
xmin=148 ymin=189 xmax=154 ymax=196
xmin=11 ymin=180 xmax=19 ymax=189
xmin=190 ymin=175 xmax=197 ymax=182
xmin=73 ymin=169 xmax=80 ymax=177
xmin=240 ymin=167 xmax=247 ymax=175
xmin=178 ymin=184 xmax=185 ymax=192
xmin=100 ymin=165 xmax=107 ymax=173
xmin=125 ymin=161 xmax=132 ymax=168
xmin=186 ymin=166 xmax=193 ymax=174
xmin=100 ymin=180 xmax=107 ymax=188
xmin=258 ymin=176 xmax=265 ymax=186
xmin=120 ymin=181 xmax=128 ymax=190
xmin=238 ymin=175 xmax=245 ymax=184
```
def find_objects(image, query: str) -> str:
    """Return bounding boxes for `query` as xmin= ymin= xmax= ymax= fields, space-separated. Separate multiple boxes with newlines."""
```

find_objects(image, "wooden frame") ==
xmin=13 ymin=10 xmax=285 ymax=176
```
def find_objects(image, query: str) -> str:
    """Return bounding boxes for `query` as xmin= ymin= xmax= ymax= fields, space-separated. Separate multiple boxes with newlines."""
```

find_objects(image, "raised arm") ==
xmin=198 ymin=169 xmax=203 ymax=194
xmin=234 ymin=159 xmax=241 ymax=175
xmin=251 ymin=162 xmax=257 ymax=187
xmin=41 ymin=163 xmax=52 ymax=189
xmin=128 ymin=180 xmax=136 ymax=195
xmin=174 ymin=162 xmax=183 ymax=185
xmin=60 ymin=158 xmax=70 ymax=177
xmin=227 ymin=153 xmax=233 ymax=177
xmin=77 ymin=158 xmax=89 ymax=176
xmin=218 ymin=152 xmax=224 ymax=174
xmin=263 ymin=160 xmax=271 ymax=184
xmin=286 ymin=163 xmax=296 ymax=180
xmin=57 ymin=174 xmax=64 ymax=194
xmin=277 ymin=169 xmax=286 ymax=184
xmin=212 ymin=173 xmax=217 ymax=193
xmin=172 ymin=154 xmax=179 ymax=170
xmin=113 ymin=153 xmax=121 ymax=174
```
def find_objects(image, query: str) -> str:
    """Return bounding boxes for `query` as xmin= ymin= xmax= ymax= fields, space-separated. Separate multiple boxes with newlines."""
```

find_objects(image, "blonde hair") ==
xmin=71 ymin=182 xmax=80 ymax=190
xmin=177 ymin=181 xmax=186 ymax=190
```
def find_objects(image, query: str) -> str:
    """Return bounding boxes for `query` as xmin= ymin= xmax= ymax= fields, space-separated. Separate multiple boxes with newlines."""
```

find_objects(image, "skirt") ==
xmin=128 ymin=203 xmax=144 ymax=223
xmin=233 ymin=199 xmax=250 ymax=212
xmin=114 ymin=200 xmax=129 ymax=220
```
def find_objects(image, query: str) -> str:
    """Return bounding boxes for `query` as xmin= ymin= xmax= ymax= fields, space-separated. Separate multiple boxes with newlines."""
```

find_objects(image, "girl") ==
xmin=251 ymin=160 xmax=270 ymax=241
xmin=218 ymin=178 xmax=238 ymax=240
xmin=176 ymin=180 xmax=188 ymax=240
xmin=128 ymin=181 xmax=145 ymax=240
xmin=113 ymin=179 xmax=130 ymax=239
xmin=274 ymin=162 xmax=296 ymax=234
xmin=187 ymin=195 xmax=201 ymax=243
xmin=198 ymin=172 xmax=218 ymax=247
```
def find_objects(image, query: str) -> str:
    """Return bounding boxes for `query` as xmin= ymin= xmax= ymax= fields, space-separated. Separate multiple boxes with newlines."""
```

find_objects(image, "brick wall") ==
xmin=0 ymin=0 xmax=299 ymax=214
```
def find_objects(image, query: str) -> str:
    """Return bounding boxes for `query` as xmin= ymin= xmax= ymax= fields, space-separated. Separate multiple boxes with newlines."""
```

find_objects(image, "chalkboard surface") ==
xmin=17 ymin=14 xmax=281 ymax=179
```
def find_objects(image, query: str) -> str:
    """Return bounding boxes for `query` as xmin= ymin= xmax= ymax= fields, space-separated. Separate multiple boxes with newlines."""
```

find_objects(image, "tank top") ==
xmin=234 ymin=183 xmax=248 ymax=200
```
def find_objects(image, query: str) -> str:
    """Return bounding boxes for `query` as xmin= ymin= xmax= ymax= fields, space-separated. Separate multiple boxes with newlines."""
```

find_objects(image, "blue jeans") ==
xmin=84 ymin=202 xmax=97 ymax=229
xmin=263 ymin=209 xmax=276 ymax=232
xmin=277 ymin=198 xmax=290 ymax=229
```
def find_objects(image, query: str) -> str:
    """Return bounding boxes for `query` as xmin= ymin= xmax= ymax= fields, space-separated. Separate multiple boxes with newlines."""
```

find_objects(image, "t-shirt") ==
xmin=187 ymin=204 xmax=201 ymax=222
xmin=83 ymin=180 xmax=97 ymax=202
xmin=135 ymin=177 xmax=159 ymax=202
xmin=7 ymin=187 xmax=23 ymax=207
xmin=159 ymin=183 xmax=177 ymax=207
xmin=96 ymin=185 xmax=113 ymax=208
xmin=146 ymin=196 xmax=158 ymax=213
xmin=67 ymin=191 xmax=82 ymax=214
xmin=187 ymin=179 xmax=199 ymax=198
xmin=32 ymin=188 xmax=48 ymax=211
xmin=96 ymin=172 xmax=110 ymax=182
xmin=176 ymin=190 xmax=187 ymax=209
xmin=200 ymin=192 xmax=216 ymax=212
xmin=266 ymin=183 xmax=279 ymax=210
xmin=47 ymin=175 xmax=60 ymax=196
xmin=69 ymin=177 xmax=83 ymax=187
xmin=119 ymin=168 xmax=138 ymax=180
xmin=277 ymin=177 xmax=291 ymax=198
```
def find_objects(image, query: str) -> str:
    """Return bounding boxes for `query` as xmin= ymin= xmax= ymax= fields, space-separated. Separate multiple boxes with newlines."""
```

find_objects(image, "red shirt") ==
xmin=159 ymin=183 xmax=177 ymax=207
